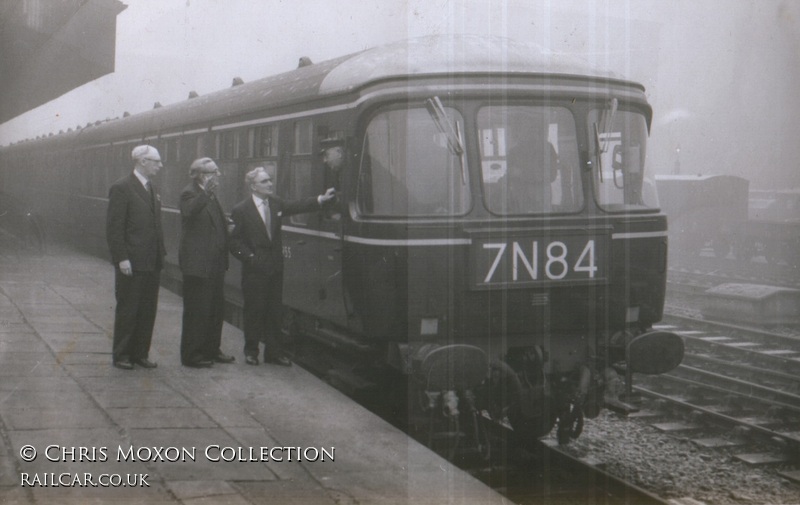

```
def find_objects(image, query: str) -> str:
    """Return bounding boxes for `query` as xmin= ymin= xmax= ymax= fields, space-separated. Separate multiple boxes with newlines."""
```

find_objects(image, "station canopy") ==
xmin=0 ymin=0 xmax=127 ymax=124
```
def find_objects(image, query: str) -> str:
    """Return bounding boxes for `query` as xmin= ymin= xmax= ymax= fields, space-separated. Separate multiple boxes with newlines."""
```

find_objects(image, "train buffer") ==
xmin=701 ymin=283 xmax=800 ymax=326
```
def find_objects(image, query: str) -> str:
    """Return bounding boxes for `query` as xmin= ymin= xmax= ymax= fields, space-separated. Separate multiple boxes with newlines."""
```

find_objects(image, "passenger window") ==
xmin=294 ymin=120 xmax=312 ymax=155
xmin=288 ymin=159 xmax=323 ymax=226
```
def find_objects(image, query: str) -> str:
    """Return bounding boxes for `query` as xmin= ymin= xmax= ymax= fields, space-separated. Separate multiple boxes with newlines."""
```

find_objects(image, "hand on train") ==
xmin=319 ymin=187 xmax=336 ymax=203
xmin=118 ymin=260 xmax=133 ymax=276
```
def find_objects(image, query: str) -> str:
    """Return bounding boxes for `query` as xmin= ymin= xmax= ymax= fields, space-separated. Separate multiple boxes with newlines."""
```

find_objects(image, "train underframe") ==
xmin=399 ymin=326 xmax=682 ymax=453
xmin=291 ymin=311 xmax=684 ymax=456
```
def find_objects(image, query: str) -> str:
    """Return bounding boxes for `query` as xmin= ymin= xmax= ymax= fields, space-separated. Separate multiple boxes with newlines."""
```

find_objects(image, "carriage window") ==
xmin=247 ymin=125 xmax=278 ymax=158
xmin=294 ymin=120 xmax=312 ymax=155
xmin=589 ymin=108 xmax=657 ymax=211
xmin=357 ymin=106 xmax=470 ymax=217
xmin=220 ymin=130 xmax=238 ymax=159
xmin=478 ymin=105 xmax=582 ymax=215
xmin=287 ymin=159 xmax=324 ymax=226
xmin=170 ymin=138 xmax=180 ymax=163
xmin=196 ymin=135 xmax=207 ymax=158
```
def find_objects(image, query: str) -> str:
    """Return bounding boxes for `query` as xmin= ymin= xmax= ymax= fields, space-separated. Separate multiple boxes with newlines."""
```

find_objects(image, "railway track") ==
xmin=627 ymin=313 xmax=800 ymax=485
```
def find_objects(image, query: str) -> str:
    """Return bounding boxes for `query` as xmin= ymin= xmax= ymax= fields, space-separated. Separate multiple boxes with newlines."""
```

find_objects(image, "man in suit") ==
xmin=106 ymin=145 xmax=166 ymax=370
xmin=229 ymin=164 xmax=335 ymax=366
xmin=178 ymin=157 xmax=236 ymax=368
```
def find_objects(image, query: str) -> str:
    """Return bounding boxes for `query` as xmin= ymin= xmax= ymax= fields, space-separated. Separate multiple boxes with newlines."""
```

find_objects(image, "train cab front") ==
xmin=345 ymin=86 xmax=683 ymax=449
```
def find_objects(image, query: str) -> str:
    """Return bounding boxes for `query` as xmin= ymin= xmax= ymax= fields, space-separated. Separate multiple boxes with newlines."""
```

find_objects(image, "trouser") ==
xmin=112 ymin=269 xmax=160 ymax=362
xmin=241 ymin=271 xmax=284 ymax=360
xmin=180 ymin=274 xmax=225 ymax=364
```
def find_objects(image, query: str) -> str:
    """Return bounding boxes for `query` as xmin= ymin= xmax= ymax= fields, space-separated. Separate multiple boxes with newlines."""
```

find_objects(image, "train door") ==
xmin=281 ymin=120 xmax=348 ymax=327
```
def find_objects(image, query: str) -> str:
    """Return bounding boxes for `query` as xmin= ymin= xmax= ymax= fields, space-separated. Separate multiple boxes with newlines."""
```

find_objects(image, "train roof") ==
xmin=318 ymin=35 xmax=626 ymax=93
xmin=4 ymin=35 xmax=641 ymax=150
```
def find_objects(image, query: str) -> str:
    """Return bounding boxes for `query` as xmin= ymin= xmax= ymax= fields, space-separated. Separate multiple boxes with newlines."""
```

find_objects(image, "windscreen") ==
xmin=589 ymin=108 xmax=658 ymax=211
xmin=357 ymin=106 xmax=470 ymax=217
xmin=478 ymin=105 xmax=583 ymax=215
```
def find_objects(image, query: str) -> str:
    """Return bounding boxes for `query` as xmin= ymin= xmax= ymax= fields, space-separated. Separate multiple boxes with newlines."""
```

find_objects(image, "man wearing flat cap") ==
xmin=178 ymin=157 xmax=235 ymax=368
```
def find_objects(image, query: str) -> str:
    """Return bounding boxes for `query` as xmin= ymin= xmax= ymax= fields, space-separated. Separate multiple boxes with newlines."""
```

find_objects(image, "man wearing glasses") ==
xmin=178 ymin=157 xmax=236 ymax=368
xmin=229 ymin=164 xmax=335 ymax=367
xmin=106 ymin=145 xmax=166 ymax=370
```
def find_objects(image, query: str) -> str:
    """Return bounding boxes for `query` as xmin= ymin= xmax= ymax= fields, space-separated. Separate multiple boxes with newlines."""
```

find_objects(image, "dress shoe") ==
xmin=183 ymin=360 xmax=213 ymax=368
xmin=133 ymin=358 xmax=158 ymax=369
xmin=244 ymin=355 xmax=259 ymax=366
xmin=113 ymin=360 xmax=134 ymax=370
xmin=267 ymin=356 xmax=292 ymax=367
xmin=213 ymin=352 xmax=235 ymax=364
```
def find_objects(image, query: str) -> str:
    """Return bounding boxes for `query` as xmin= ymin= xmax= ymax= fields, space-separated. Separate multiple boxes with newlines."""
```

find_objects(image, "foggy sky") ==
xmin=1 ymin=0 xmax=798 ymax=188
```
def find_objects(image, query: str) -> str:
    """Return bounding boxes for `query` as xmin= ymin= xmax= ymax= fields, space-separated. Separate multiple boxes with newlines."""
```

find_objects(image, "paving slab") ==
xmin=0 ymin=389 xmax=97 ymax=410
xmin=2 ymin=407 xmax=114 ymax=430
xmin=0 ymin=246 xmax=505 ymax=504
xmin=106 ymin=407 xmax=218 ymax=429
xmin=0 ymin=376 xmax=86 ymax=392
xmin=166 ymin=480 xmax=240 ymax=501
xmin=236 ymin=480 xmax=340 ymax=505
xmin=0 ymin=362 xmax=70 ymax=377
xmin=90 ymin=390 xmax=193 ymax=409
xmin=125 ymin=428 xmax=278 ymax=482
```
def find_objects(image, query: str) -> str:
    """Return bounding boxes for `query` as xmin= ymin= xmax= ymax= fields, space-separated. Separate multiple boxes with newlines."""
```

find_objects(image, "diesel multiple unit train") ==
xmin=0 ymin=36 xmax=683 ymax=447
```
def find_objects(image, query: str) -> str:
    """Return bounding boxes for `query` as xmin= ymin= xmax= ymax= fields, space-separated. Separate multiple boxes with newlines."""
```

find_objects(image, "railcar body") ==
xmin=0 ymin=35 xmax=683 ymax=445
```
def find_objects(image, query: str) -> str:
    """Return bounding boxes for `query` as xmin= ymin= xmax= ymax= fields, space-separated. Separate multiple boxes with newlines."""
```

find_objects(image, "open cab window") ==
xmin=589 ymin=107 xmax=658 ymax=212
xmin=357 ymin=106 xmax=470 ymax=217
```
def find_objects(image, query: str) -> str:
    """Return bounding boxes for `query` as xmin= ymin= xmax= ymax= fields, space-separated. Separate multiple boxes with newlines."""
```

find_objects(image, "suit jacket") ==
xmin=229 ymin=194 xmax=320 ymax=278
xmin=178 ymin=182 xmax=229 ymax=278
xmin=106 ymin=173 xmax=166 ymax=272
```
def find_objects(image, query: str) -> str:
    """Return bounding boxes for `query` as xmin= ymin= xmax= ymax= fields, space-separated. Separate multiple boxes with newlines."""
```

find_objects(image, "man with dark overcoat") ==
xmin=106 ymin=145 xmax=165 ymax=370
xmin=178 ymin=157 xmax=236 ymax=367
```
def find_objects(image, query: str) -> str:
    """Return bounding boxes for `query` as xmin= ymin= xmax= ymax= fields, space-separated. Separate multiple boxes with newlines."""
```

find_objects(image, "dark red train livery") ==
xmin=0 ymin=36 xmax=683 ymax=445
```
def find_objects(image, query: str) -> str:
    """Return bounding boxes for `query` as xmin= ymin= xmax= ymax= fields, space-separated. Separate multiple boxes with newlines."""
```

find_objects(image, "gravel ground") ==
xmin=556 ymin=409 xmax=800 ymax=505
xmin=553 ymin=289 xmax=800 ymax=505
xmin=538 ymin=275 xmax=800 ymax=503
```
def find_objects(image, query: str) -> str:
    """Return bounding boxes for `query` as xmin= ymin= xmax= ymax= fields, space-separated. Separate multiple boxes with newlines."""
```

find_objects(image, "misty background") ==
xmin=1 ymin=0 xmax=798 ymax=189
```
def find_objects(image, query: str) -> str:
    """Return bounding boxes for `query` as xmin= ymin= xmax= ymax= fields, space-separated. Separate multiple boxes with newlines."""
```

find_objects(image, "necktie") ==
xmin=146 ymin=181 xmax=155 ymax=207
xmin=261 ymin=198 xmax=272 ymax=239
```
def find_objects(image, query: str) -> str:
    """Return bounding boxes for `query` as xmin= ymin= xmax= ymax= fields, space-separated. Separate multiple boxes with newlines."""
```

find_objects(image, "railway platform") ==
xmin=0 ymin=244 xmax=506 ymax=504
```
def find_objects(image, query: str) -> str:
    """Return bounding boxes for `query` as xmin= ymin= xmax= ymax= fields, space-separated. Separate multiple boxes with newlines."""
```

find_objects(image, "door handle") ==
xmin=296 ymin=240 xmax=306 ymax=245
